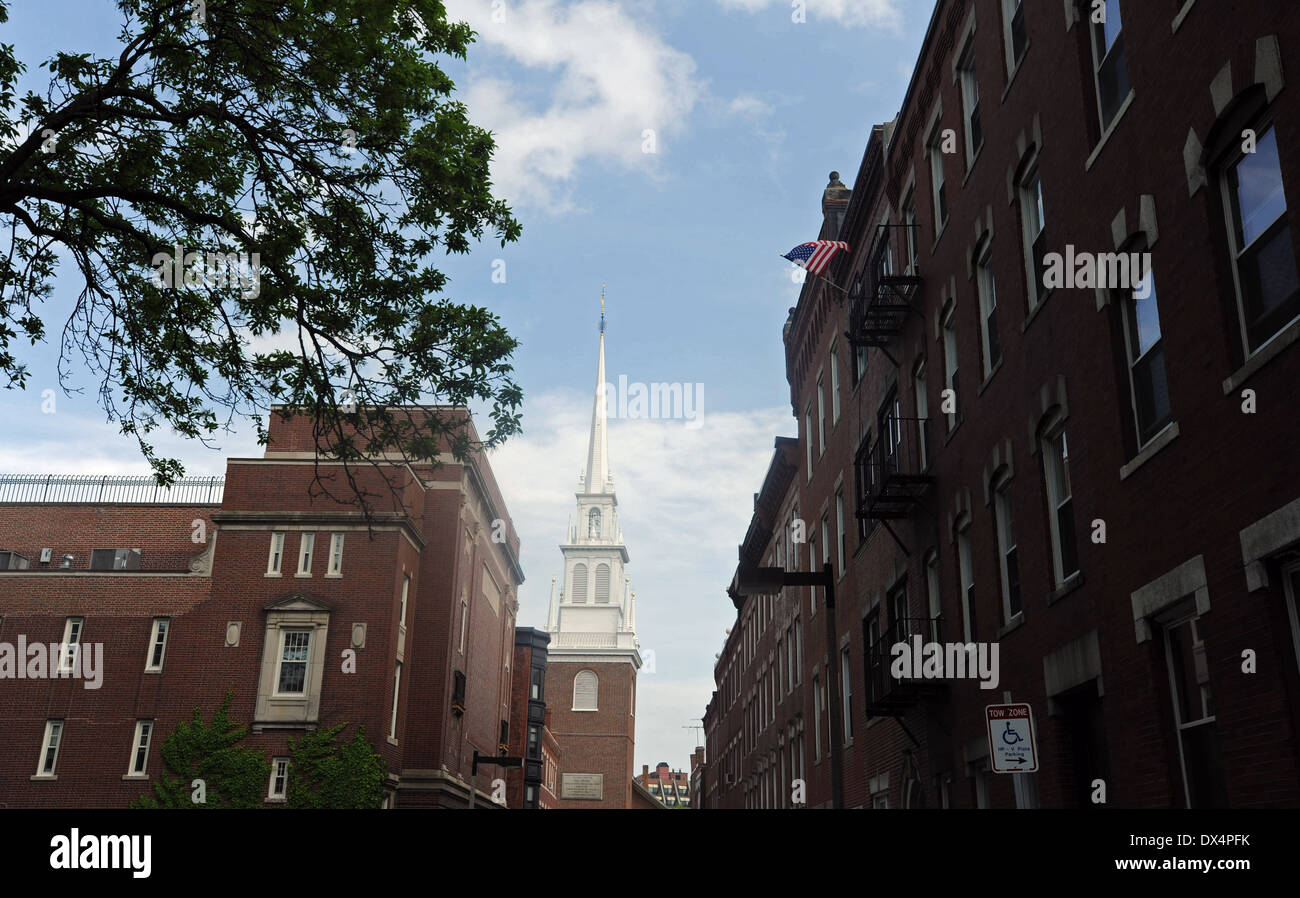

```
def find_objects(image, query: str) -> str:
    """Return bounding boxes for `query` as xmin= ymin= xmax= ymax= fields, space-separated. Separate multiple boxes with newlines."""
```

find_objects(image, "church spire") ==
xmin=583 ymin=285 xmax=611 ymax=495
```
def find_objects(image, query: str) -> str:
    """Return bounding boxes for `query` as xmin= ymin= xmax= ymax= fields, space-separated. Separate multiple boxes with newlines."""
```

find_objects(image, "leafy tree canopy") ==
xmin=0 ymin=0 xmax=522 ymax=508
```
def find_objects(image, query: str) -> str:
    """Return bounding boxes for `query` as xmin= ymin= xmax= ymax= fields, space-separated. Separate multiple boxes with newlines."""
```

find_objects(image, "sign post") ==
xmin=985 ymin=703 xmax=1038 ymax=773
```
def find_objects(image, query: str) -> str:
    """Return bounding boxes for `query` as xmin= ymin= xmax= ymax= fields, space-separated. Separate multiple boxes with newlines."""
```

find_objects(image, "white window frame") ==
xmin=913 ymin=359 xmax=930 ymax=468
xmin=1089 ymin=0 xmax=1128 ymax=132
xmin=993 ymin=476 xmax=1021 ymax=623
xmin=805 ymin=403 xmax=814 ymax=479
xmin=37 ymin=719 xmax=63 ymax=777
xmin=943 ymin=304 xmax=960 ymax=430
xmin=327 ymin=533 xmax=344 ymax=577
xmin=957 ymin=39 xmax=982 ymax=168
xmin=268 ymin=757 xmax=289 ymax=801
xmin=926 ymin=550 xmax=942 ymax=641
xmin=296 ymin=532 xmax=315 ymax=577
xmin=458 ymin=597 xmax=468 ymax=654
xmin=267 ymin=531 xmax=284 ymax=575
xmin=389 ymin=661 xmax=402 ymax=740
xmin=1019 ymin=163 xmax=1047 ymax=309
xmin=146 ymin=616 xmax=170 ymax=671
xmin=957 ymin=523 xmax=975 ymax=642
xmin=976 ymin=240 xmax=1000 ymax=377
xmin=1162 ymin=610 xmax=1218 ymax=807
xmin=840 ymin=646 xmax=853 ymax=744
xmin=903 ymin=191 xmax=919 ymax=274
xmin=835 ymin=490 xmax=846 ymax=575
xmin=829 ymin=342 xmax=841 ymax=425
xmin=1001 ymin=0 xmax=1027 ymax=76
xmin=59 ymin=616 xmax=83 ymax=673
xmin=274 ymin=628 xmax=312 ymax=696
xmin=128 ymin=719 xmax=153 ymax=777
xmin=816 ymin=376 xmax=826 ymax=457
xmin=1042 ymin=424 xmax=1079 ymax=586
xmin=812 ymin=673 xmax=822 ymax=760
xmin=1120 ymin=263 xmax=1171 ymax=447
xmin=928 ymin=121 xmax=948 ymax=228
xmin=1282 ymin=563 xmax=1300 ymax=679
xmin=573 ymin=669 xmax=599 ymax=711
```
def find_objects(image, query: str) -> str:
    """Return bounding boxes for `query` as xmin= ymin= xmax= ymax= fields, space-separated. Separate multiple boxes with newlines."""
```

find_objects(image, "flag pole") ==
xmin=779 ymin=255 xmax=851 ymax=296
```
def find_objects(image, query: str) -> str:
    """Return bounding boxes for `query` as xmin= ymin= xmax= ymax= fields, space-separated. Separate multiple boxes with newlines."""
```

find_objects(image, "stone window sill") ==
xmin=1047 ymin=571 xmax=1085 ymax=606
xmin=1120 ymin=422 xmax=1180 ymax=481
xmin=978 ymin=358 xmax=1004 ymax=396
xmin=1172 ymin=0 xmax=1196 ymax=33
xmin=997 ymin=611 xmax=1025 ymax=639
xmin=1001 ymin=47 xmax=1030 ymax=105
xmin=1020 ymin=289 xmax=1057 ymax=334
xmin=1085 ymin=89 xmax=1137 ymax=172
xmin=1222 ymin=316 xmax=1300 ymax=394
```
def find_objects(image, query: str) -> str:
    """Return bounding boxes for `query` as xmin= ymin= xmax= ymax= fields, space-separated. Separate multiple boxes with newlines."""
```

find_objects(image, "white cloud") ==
xmin=716 ymin=0 xmax=903 ymax=29
xmin=727 ymin=93 xmax=775 ymax=119
xmin=444 ymin=0 xmax=702 ymax=212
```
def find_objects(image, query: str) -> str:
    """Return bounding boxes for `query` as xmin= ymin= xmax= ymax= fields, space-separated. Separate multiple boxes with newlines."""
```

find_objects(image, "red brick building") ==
xmin=506 ymin=627 xmax=560 ymax=809
xmin=705 ymin=0 xmax=1300 ymax=809
xmin=633 ymin=761 xmax=693 ymax=808
xmin=0 ymin=406 xmax=525 ymax=808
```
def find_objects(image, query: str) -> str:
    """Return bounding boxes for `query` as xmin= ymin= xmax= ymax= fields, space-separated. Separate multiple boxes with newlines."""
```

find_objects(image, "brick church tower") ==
xmin=544 ymin=294 xmax=641 ymax=808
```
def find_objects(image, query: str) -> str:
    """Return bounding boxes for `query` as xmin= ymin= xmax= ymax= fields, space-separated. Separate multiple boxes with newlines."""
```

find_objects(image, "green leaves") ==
xmin=1 ymin=0 xmax=523 ymax=508
xmin=286 ymin=723 xmax=387 ymax=809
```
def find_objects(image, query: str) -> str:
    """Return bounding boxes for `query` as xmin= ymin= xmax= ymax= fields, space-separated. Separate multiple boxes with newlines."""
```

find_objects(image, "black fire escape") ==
xmin=849 ymin=223 xmax=923 ymax=368
xmin=865 ymin=615 xmax=948 ymax=718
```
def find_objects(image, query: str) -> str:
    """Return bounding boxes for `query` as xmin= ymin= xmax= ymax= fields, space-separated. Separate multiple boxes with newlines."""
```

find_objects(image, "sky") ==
xmin=1 ymin=0 xmax=935 ymax=775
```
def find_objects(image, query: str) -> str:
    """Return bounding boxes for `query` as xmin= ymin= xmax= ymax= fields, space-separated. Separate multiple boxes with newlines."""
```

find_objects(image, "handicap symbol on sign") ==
xmin=1001 ymin=721 xmax=1023 ymax=746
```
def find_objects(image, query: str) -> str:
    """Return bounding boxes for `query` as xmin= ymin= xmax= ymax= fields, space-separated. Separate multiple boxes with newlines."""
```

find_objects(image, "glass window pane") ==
xmin=1233 ymin=128 xmax=1287 ymax=249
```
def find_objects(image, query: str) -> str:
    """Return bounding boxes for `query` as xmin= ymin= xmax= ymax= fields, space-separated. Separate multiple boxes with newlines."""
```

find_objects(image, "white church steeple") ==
xmin=548 ymin=290 xmax=639 ymax=663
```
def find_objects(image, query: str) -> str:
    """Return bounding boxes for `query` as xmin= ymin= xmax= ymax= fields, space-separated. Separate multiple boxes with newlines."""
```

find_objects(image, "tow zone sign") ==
xmin=985 ymin=703 xmax=1038 ymax=773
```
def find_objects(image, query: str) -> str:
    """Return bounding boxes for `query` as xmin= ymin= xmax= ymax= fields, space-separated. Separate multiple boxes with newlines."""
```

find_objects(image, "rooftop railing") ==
xmin=0 ymin=474 xmax=225 ymax=505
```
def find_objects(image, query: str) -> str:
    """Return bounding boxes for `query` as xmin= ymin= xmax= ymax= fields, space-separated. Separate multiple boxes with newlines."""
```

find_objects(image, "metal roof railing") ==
xmin=0 ymin=474 xmax=224 ymax=505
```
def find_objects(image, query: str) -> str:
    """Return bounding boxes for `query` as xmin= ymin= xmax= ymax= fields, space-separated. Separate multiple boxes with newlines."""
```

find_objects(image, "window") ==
xmin=805 ymin=403 xmax=814 ymax=477
xmin=872 ymin=792 xmax=889 ymax=809
xmin=146 ymin=617 xmax=170 ymax=671
xmin=957 ymin=523 xmax=976 ymax=642
xmin=327 ymin=533 xmax=344 ymax=576
xmin=37 ymin=720 xmax=63 ymax=777
xmin=1121 ymin=265 xmax=1172 ymax=445
xmin=976 ymin=241 xmax=1000 ymax=376
xmin=128 ymin=720 xmax=153 ymax=776
xmin=913 ymin=359 xmax=930 ymax=469
xmin=573 ymin=669 xmax=598 ymax=710
xmin=943 ymin=304 xmax=960 ymax=430
xmin=1020 ymin=165 xmax=1048 ymax=309
xmin=297 ymin=533 xmax=314 ymax=576
xmin=528 ymin=725 xmax=539 ymax=755
xmin=458 ymin=597 xmax=468 ymax=654
xmin=835 ymin=490 xmax=846 ymax=575
xmin=276 ymin=630 xmax=311 ymax=694
xmin=1043 ymin=426 xmax=1079 ymax=584
xmin=588 ymin=508 xmax=601 ymax=538
xmin=0 ymin=550 xmax=30 ymax=569
xmin=794 ymin=617 xmax=803 ymax=684
xmin=1222 ymin=124 xmax=1299 ymax=354
xmin=817 ymin=377 xmax=826 ymax=457
xmin=890 ymin=580 xmax=909 ymax=638
xmin=1162 ymin=612 xmax=1228 ymax=807
xmin=389 ymin=661 xmax=402 ymax=740
xmin=925 ymin=550 xmax=942 ymax=642
xmin=267 ymin=532 xmax=284 ymax=575
xmin=820 ymin=515 xmax=830 ymax=581
xmin=880 ymin=391 xmax=902 ymax=479
xmin=812 ymin=674 xmax=822 ymax=760
xmin=59 ymin=616 xmax=83 ymax=673
xmin=1090 ymin=0 xmax=1130 ymax=131
xmin=595 ymin=563 xmax=611 ymax=604
xmin=399 ymin=575 xmax=410 ymax=628
xmin=530 ymin=666 xmax=544 ymax=701
xmin=571 ymin=563 xmax=588 ymax=604
xmin=929 ymin=121 xmax=948 ymax=228
xmin=957 ymin=41 xmax=982 ymax=166
xmin=840 ymin=647 xmax=853 ymax=743
xmin=993 ymin=477 xmax=1022 ymax=622
xmin=972 ymin=760 xmax=992 ymax=808
xmin=829 ymin=342 xmax=841 ymax=424
xmin=90 ymin=548 xmax=140 ymax=570
xmin=1002 ymin=0 xmax=1027 ymax=74
xmin=903 ymin=192 xmax=919 ymax=274
xmin=268 ymin=757 xmax=289 ymax=800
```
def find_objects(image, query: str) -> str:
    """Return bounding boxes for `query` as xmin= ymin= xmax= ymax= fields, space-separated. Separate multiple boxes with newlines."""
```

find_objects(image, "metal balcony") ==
xmin=848 ymin=224 xmax=923 ymax=350
xmin=855 ymin=416 xmax=932 ymax=521
xmin=865 ymin=615 xmax=947 ymax=717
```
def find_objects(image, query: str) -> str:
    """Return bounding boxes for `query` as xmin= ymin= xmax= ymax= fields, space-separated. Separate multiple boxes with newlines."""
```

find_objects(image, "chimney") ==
xmin=643 ymin=764 xmax=650 ymax=779
xmin=821 ymin=171 xmax=852 ymax=239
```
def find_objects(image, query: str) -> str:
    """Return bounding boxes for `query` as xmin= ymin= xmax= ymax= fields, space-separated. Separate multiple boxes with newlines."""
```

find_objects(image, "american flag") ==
xmin=783 ymin=241 xmax=850 ymax=276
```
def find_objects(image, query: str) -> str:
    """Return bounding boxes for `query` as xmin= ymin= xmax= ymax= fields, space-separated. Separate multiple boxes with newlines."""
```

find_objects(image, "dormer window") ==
xmin=588 ymin=508 xmax=601 ymax=538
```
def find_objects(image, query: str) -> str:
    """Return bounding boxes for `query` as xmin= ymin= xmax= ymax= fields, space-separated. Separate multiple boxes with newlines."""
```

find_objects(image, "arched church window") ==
xmin=572 ymin=563 xmax=588 ymax=604
xmin=595 ymin=563 xmax=611 ymax=603
xmin=589 ymin=508 xmax=601 ymax=538
xmin=573 ymin=670 xmax=598 ymax=711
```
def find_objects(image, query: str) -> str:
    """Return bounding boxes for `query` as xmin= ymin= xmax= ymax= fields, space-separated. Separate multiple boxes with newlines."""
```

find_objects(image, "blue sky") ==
xmin=2 ymin=0 xmax=933 ymax=774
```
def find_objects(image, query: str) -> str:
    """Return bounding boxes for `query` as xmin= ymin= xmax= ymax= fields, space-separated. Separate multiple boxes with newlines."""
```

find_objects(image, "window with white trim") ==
xmin=957 ymin=39 xmax=982 ymax=167
xmin=835 ymin=490 xmax=846 ymax=575
xmin=1221 ymin=123 xmax=1299 ymax=354
xmin=925 ymin=550 xmax=942 ymax=642
xmin=458 ymin=596 xmax=468 ymax=654
xmin=59 ymin=616 xmax=83 ymax=673
xmin=928 ymin=121 xmax=948 ymax=228
xmin=913 ymin=359 xmax=930 ymax=469
xmin=268 ymin=757 xmax=289 ymax=800
xmin=1042 ymin=425 xmax=1079 ymax=585
xmin=128 ymin=720 xmax=153 ymax=776
xmin=389 ymin=661 xmax=402 ymax=740
xmin=943 ymin=303 xmax=960 ymax=431
xmin=1020 ymin=164 xmax=1047 ymax=309
xmin=1161 ymin=609 xmax=1228 ymax=807
xmin=804 ymin=403 xmax=814 ymax=478
xmin=276 ymin=629 xmax=312 ymax=694
xmin=327 ymin=533 xmax=344 ymax=576
xmin=573 ymin=669 xmax=598 ymax=711
xmin=1120 ymin=262 xmax=1171 ymax=446
xmin=1089 ymin=0 xmax=1129 ymax=132
xmin=399 ymin=574 xmax=410 ymax=628
xmin=37 ymin=719 xmax=63 ymax=777
xmin=957 ymin=520 xmax=976 ymax=642
xmin=976 ymin=239 xmax=1000 ymax=376
xmin=1002 ymin=0 xmax=1027 ymax=75
xmin=267 ymin=532 xmax=284 ymax=575
xmin=817 ymin=376 xmax=826 ymax=457
xmin=829 ymin=342 xmax=841 ymax=425
xmin=812 ymin=673 xmax=822 ymax=760
xmin=146 ymin=617 xmax=169 ymax=671
xmin=297 ymin=533 xmax=315 ymax=576
xmin=993 ymin=474 xmax=1022 ymax=623
xmin=840 ymin=646 xmax=853 ymax=744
